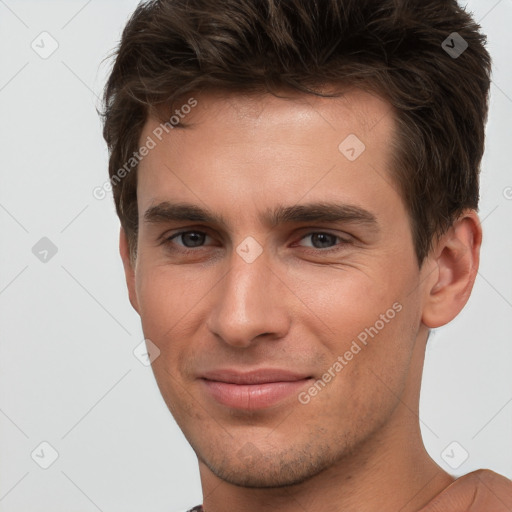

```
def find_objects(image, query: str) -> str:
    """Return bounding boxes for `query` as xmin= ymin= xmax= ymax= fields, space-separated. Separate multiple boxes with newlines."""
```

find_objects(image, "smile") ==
xmin=199 ymin=369 xmax=313 ymax=410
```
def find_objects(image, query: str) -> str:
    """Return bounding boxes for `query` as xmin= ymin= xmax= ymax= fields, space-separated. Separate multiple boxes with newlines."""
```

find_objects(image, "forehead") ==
xmin=136 ymin=88 xmax=400 ymax=223
xmin=151 ymin=87 xmax=392 ymax=142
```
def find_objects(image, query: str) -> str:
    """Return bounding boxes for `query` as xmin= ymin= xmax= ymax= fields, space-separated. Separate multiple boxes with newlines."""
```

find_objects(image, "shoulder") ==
xmin=418 ymin=469 xmax=512 ymax=512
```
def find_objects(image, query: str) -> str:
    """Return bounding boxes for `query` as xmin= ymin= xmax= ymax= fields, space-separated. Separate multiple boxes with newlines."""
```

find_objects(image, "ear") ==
xmin=119 ymin=227 xmax=140 ymax=314
xmin=421 ymin=210 xmax=482 ymax=328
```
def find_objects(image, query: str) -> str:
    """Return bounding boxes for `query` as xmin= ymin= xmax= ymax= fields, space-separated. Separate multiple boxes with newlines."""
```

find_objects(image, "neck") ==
xmin=198 ymin=332 xmax=455 ymax=512
xmin=198 ymin=407 xmax=454 ymax=512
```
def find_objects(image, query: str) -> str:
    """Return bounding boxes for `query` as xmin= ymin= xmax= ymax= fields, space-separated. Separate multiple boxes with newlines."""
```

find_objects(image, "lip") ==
xmin=200 ymin=368 xmax=311 ymax=384
xmin=199 ymin=369 xmax=313 ymax=410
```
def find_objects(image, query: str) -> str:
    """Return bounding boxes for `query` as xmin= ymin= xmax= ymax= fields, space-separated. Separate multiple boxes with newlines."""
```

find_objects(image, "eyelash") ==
xmin=161 ymin=230 xmax=351 ymax=255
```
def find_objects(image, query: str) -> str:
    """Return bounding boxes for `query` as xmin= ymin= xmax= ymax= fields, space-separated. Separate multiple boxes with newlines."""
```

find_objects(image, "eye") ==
xmin=296 ymin=232 xmax=349 ymax=251
xmin=161 ymin=229 xmax=351 ymax=254
xmin=165 ymin=230 xmax=211 ymax=248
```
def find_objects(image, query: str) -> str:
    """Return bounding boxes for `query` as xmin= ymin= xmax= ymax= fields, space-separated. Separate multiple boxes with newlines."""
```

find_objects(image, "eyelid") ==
xmin=163 ymin=229 xmax=215 ymax=247
xmin=158 ymin=225 xmax=215 ymax=241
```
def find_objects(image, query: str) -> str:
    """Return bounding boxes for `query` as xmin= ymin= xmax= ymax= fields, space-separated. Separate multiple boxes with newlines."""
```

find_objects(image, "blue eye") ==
xmin=299 ymin=232 xmax=341 ymax=249
xmin=168 ymin=231 xmax=210 ymax=248
xmin=161 ymin=230 xmax=350 ymax=255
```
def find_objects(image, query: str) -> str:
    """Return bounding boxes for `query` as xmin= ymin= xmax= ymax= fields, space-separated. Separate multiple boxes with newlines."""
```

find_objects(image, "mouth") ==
xmin=198 ymin=369 xmax=314 ymax=410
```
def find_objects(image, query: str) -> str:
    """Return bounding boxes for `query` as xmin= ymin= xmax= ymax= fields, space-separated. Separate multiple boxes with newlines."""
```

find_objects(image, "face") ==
xmin=127 ymin=88 xmax=432 ymax=488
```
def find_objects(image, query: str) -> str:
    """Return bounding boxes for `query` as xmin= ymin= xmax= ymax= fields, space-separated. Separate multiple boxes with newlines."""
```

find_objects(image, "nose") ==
xmin=206 ymin=247 xmax=291 ymax=348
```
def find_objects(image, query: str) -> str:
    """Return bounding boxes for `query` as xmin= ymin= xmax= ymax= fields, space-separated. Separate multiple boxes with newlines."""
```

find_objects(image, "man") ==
xmin=100 ymin=0 xmax=512 ymax=510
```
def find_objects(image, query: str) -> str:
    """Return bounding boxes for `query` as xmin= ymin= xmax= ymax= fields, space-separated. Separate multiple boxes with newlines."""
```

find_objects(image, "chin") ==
xmin=198 ymin=442 xmax=338 ymax=489
xmin=206 ymin=461 xmax=319 ymax=488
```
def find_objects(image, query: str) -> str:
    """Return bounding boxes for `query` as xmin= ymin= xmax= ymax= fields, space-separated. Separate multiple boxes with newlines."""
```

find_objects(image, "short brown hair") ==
xmin=101 ymin=0 xmax=492 ymax=265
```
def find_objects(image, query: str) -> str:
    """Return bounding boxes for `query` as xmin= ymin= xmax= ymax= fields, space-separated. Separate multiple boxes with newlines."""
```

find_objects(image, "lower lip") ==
xmin=200 ymin=378 xmax=312 ymax=410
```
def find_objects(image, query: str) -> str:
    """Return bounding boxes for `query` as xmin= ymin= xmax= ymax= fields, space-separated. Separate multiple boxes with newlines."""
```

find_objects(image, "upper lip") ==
xmin=199 ymin=369 xmax=312 ymax=385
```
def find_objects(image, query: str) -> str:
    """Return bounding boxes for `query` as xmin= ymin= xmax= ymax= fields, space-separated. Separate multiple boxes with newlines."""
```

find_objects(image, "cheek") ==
xmin=135 ymin=266 xmax=201 ymax=418
xmin=335 ymin=296 xmax=420 ymax=413
xmin=135 ymin=265 xmax=192 ymax=377
xmin=287 ymin=263 xmax=402 ymax=339
xmin=135 ymin=263 xmax=200 ymax=333
xmin=136 ymin=270 xmax=170 ymax=337
xmin=134 ymin=263 xmax=222 ymax=388
xmin=291 ymin=265 xmax=418 ymax=393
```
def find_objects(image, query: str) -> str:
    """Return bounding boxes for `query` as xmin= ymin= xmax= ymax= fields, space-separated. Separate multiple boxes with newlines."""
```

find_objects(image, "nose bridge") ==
xmin=207 ymin=242 xmax=289 ymax=347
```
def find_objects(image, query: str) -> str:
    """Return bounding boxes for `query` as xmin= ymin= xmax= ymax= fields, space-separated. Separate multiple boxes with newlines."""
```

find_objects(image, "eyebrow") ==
xmin=143 ymin=201 xmax=378 ymax=231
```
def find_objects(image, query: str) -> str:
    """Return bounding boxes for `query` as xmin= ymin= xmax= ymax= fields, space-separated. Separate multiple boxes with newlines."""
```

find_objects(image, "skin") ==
xmin=119 ymin=88 xmax=482 ymax=512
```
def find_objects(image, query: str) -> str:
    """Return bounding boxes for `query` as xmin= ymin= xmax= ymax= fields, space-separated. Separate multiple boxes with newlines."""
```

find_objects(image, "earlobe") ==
xmin=119 ymin=227 xmax=140 ymax=314
xmin=421 ymin=210 xmax=482 ymax=328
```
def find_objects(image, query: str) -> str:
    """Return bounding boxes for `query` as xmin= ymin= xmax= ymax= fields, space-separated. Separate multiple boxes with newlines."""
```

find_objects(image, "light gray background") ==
xmin=0 ymin=1 xmax=511 ymax=511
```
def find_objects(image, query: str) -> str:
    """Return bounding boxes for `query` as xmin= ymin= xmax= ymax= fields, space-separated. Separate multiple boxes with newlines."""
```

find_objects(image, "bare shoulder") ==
xmin=418 ymin=469 xmax=512 ymax=512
